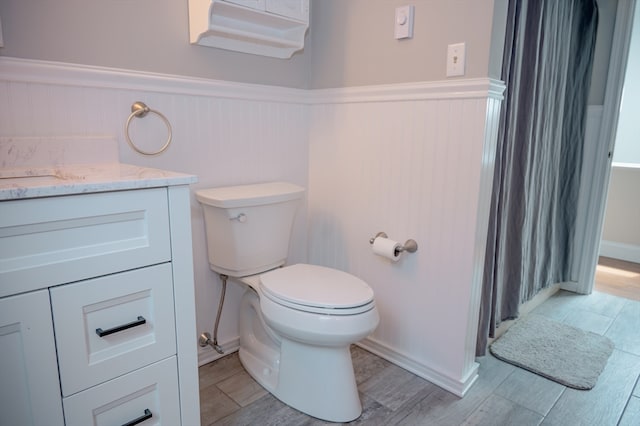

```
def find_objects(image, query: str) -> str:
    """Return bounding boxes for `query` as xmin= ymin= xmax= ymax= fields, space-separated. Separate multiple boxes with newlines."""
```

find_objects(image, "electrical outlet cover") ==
xmin=446 ymin=43 xmax=466 ymax=77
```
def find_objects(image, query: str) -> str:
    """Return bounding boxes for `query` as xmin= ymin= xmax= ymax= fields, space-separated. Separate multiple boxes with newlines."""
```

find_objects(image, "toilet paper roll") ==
xmin=372 ymin=237 xmax=402 ymax=261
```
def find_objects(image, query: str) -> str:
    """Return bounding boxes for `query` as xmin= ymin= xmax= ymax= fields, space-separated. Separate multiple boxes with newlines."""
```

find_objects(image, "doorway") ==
xmin=596 ymin=0 xmax=640 ymax=300
xmin=570 ymin=0 xmax=638 ymax=296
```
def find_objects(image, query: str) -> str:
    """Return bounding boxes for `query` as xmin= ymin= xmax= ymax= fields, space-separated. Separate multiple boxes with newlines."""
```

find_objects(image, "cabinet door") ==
xmin=0 ymin=291 xmax=64 ymax=426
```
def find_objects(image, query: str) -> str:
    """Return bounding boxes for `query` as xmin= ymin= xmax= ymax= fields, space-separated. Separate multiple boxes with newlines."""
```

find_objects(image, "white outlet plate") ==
xmin=446 ymin=42 xmax=466 ymax=77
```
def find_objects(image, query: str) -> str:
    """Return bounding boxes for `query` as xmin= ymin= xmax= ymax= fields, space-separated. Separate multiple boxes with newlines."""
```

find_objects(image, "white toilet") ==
xmin=196 ymin=182 xmax=379 ymax=422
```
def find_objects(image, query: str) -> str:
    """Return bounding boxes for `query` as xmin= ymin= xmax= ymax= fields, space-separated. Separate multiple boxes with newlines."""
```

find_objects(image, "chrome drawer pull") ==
xmin=121 ymin=408 xmax=152 ymax=426
xmin=96 ymin=316 xmax=147 ymax=337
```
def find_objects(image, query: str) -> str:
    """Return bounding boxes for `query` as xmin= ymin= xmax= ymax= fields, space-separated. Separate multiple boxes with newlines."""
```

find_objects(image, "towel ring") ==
xmin=125 ymin=101 xmax=172 ymax=156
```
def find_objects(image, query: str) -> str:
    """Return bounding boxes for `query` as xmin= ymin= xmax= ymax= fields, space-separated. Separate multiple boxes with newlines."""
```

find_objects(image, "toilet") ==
xmin=196 ymin=182 xmax=379 ymax=422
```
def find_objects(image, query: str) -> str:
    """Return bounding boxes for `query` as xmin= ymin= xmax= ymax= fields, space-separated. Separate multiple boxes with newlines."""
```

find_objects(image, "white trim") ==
xmin=203 ymin=335 xmax=485 ymax=395
xmin=0 ymin=57 xmax=308 ymax=104
xmin=309 ymin=78 xmax=505 ymax=104
xmin=574 ymin=0 xmax=637 ymax=294
xmin=357 ymin=338 xmax=478 ymax=398
xmin=611 ymin=162 xmax=640 ymax=169
xmin=600 ymin=241 xmax=640 ymax=264
xmin=464 ymin=95 xmax=503 ymax=377
xmin=0 ymin=57 xmax=505 ymax=105
xmin=168 ymin=185 xmax=201 ymax=426
xmin=203 ymin=337 xmax=480 ymax=396
xmin=570 ymin=105 xmax=604 ymax=286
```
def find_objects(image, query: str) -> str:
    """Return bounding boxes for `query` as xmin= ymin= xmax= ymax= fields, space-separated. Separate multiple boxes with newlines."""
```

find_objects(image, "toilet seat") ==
xmin=259 ymin=264 xmax=375 ymax=315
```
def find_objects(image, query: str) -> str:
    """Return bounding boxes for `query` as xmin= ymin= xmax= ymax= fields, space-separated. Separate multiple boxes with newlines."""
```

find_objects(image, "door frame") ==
xmin=568 ymin=0 xmax=637 ymax=294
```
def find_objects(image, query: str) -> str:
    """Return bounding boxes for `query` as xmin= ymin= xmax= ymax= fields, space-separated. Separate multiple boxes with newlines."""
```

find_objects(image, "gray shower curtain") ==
xmin=476 ymin=0 xmax=599 ymax=356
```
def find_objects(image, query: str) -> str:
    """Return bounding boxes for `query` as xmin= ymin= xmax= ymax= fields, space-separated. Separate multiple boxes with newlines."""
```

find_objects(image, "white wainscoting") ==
xmin=307 ymin=79 xmax=504 ymax=396
xmin=0 ymin=57 xmax=309 ymax=366
xmin=0 ymin=57 xmax=505 ymax=394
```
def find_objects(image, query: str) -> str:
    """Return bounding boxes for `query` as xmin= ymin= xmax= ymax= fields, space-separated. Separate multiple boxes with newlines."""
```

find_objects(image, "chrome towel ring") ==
xmin=125 ymin=101 xmax=172 ymax=155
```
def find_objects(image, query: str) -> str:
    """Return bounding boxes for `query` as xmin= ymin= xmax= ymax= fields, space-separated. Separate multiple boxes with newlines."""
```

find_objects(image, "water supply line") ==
xmin=199 ymin=274 xmax=228 ymax=354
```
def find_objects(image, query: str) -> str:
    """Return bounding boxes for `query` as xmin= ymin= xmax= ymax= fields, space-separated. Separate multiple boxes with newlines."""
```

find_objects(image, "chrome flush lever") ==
xmin=229 ymin=213 xmax=247 ymax=223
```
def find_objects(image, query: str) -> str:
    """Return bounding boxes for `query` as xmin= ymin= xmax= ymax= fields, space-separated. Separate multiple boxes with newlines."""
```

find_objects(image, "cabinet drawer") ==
xmin=63 ymin=356 xmax=180 ymax=426
xmin=51 ymin=264 xmax=176 ymax=396
xmin=0 ymin=188 xmax=171 ymax=298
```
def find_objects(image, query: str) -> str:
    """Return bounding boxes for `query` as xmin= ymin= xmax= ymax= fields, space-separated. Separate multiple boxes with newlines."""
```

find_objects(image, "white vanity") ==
xmin=0 ymin=163 xmax=200 ymax=426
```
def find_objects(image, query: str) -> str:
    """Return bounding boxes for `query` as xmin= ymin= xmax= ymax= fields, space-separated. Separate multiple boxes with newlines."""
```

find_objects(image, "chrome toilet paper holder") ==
xmin=369 ymin=232 xmax=418 ymax=254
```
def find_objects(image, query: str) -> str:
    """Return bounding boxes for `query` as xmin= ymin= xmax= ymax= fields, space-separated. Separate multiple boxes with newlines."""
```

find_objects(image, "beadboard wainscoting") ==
xmin=307 ymin=80 xmax=504 ymax=396
xmin=0 ymin=57 xmax=505 ymax=397
xmin=0 ymin=57 xmax=310 ymax=367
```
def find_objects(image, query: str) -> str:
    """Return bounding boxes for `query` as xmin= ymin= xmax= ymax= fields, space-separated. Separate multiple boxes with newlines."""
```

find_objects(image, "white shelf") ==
xmin=189 ymin=0 xmax=309 ymax=59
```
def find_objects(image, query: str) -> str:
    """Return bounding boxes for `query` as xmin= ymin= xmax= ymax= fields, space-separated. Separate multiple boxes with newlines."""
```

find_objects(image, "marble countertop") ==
xmin=0 ymin=163 xmax=197 ymax=200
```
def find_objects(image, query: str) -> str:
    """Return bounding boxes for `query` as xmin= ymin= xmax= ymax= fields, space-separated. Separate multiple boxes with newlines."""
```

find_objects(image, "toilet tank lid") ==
xmin=195 ymin=182 xmax=305 ymax=208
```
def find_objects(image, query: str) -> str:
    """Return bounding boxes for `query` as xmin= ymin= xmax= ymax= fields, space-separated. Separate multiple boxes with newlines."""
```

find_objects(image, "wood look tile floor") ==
xmin=199 ymin=259 xmax=640 ymax=426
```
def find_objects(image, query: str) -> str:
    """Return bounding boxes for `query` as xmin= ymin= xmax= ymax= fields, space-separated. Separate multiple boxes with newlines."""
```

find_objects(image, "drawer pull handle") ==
xmin=122 ymin=408 xmax=152 ymax=426
xmin=96 ymin=316 xmax=147 ymax=337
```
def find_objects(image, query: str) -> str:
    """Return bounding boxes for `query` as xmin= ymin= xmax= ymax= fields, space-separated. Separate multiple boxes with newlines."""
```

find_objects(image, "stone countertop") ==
xmin=0 ymin=163 xmax=197 ymax=200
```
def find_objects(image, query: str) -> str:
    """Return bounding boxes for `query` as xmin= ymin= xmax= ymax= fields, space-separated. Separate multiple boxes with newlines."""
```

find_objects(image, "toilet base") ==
xmin=237 ymin=282 xmax=372 ymax=422
xmin=240 ymin=338 xmax=362 ymax=423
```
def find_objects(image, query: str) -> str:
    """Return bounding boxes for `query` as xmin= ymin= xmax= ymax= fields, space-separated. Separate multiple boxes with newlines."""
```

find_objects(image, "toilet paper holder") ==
xmin=369 ymin=232 xmax=418 ymax=255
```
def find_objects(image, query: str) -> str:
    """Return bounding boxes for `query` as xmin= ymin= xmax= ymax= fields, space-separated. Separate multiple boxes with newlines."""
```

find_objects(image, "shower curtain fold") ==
xmin=476 ymin=0 xmax=598 ymax=356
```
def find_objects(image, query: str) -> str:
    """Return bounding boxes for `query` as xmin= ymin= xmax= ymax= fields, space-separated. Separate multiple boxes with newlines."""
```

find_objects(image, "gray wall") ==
xmin=601 ymin=166 xmax=640 ymax=261
xmin=306 ymin=0 xmax=617 ymax=95
xmin=0 ymin=0 xmax=622 ymax=94
xmin=0 ymin=0 xmax=509 ymax=89
xmin=309 ymin=0 xmax=507 ymax=89
xmin=0 ymin=0 xmax=312 ymax=88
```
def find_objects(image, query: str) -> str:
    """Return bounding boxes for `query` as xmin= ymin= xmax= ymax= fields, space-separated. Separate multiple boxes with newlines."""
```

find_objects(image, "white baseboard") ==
xmin=357 ymin=337 xmax=477 ymax=398
xmin=199 ymin=336 xmax=478 ymax=397
xmin=197 ymin=337 xmax=240 ymax=366
xmin=600 ymin=240 xmax=640 ymax=264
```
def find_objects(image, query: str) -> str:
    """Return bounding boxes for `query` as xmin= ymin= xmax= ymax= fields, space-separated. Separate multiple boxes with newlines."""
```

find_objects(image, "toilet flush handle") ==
xmin=230 ymin=213 xmax=247 ymax=223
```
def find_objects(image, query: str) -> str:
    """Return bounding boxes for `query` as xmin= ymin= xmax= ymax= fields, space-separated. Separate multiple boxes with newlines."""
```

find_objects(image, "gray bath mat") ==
xmin=490 ymin=314 xmax=614 ymax=390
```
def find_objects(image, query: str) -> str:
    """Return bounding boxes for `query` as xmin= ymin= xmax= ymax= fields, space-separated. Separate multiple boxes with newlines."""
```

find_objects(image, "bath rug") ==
xmin=489 ymin=314 xmax=614 ymax=390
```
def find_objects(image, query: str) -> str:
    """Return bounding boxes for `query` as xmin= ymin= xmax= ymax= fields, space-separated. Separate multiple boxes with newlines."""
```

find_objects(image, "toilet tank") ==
xmin=195 ymin=182 xmax=305 ymax=277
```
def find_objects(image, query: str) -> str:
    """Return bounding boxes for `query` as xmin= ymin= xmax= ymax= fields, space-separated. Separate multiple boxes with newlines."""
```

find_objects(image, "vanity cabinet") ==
xmin=0 ymin=184 xmax=199 ymax=426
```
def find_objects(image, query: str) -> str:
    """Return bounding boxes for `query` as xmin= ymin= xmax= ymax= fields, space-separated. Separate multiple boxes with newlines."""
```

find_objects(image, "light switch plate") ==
xmin=394 ymin=5 xmax=414 ymax=40
xmin=446 ymin=43 xmax=466 ymax=77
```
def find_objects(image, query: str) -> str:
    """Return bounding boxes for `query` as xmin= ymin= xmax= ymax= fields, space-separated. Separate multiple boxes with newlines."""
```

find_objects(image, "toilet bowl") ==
xmin=195 ymin=182 xmax=379 ymax=422
xmin=237 ymin=264 xmax=379 ymax=422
